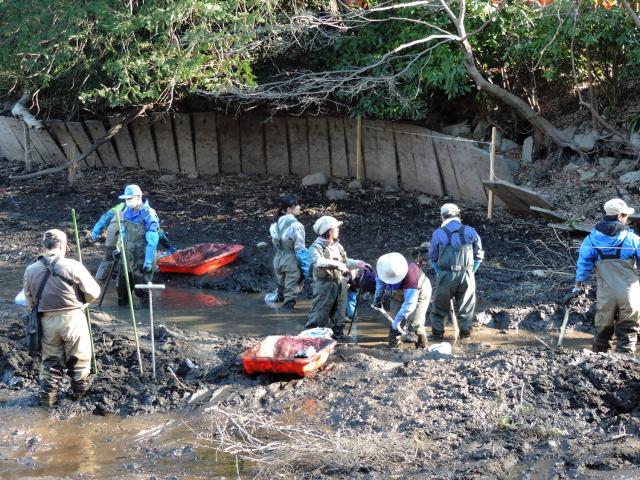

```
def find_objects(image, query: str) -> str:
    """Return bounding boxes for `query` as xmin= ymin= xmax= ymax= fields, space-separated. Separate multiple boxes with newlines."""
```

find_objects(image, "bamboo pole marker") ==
xmin=356 ymin=116 xmax=363 ymax=180
xmin=487 ymin=127 xmax=497 ymax=219
xmin=71 ymin=209 xmax=98 ymax=374
xmin=116 ymin=214 xmax=144 ymax=374
xmin=23 ymin=123 xmax=32 ymax=172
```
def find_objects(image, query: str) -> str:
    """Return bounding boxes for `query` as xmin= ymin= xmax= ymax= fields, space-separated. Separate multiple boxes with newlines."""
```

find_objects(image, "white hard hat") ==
xmin=604 ymin=198 xmax=634 ymax=216
xmin=313 ymin=216 xmax=343 ymax=235
xmin=440 ymin=203 xmax=460 ymax=216
xmin=119 ymin=184 xmax=143 ymax=199
xmin=376 ymin=252 xmax=409 ymax=284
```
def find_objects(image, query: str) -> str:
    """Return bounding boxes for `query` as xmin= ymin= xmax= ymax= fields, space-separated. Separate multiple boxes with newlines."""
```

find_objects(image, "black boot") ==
xmin=71 ymin=375 xmax=94 ymax=401
xmin=388 ymin=328 xmax=401 ymax=348
xmin=416 ymin=333 xmax=428 ymax=349
xmin=281 ymin=300 xmax=295 ymax=310
xmin=40 ymin=389 xmax=57 ymax=408
xmin=332 ymin=326 xmax=350 ymax=342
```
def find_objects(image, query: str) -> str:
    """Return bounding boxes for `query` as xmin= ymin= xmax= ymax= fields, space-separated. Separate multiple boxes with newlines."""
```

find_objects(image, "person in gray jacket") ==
xmin=306 ymin=216 xmax=367 ymax=340
xmin=23 ymin=229 xmax=101 ymax=407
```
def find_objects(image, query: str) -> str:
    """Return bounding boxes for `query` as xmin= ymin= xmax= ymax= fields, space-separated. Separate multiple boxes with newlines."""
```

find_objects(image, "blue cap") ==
xmin=118 ymin=184 xmax=142 ymax=199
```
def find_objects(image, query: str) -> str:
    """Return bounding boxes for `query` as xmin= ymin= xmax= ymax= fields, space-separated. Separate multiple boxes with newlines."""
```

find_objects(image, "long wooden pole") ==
xmin=71 ymin=209 xmax=98 ymax=374
xmin=356 ymin=116 xmax=362 ymax=180
xmin=487 ymin=127 xmax=497 ymax=219
xmin=116 ymin=214 xmax=144 ymax=374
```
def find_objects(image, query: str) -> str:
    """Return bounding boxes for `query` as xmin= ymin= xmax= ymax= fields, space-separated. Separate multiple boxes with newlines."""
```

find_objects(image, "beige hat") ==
xmin=376 ymin=252 xmax=409 ymax=284
xmin=313 ymin=216 xmax=343 ymax=235
xmin=440 ymin=203 xmax=460 ymax=216
xmin=604 ymin=198 xmax=634 ymax=216
xmin=42 ymin=229 xmax=67 ymax=247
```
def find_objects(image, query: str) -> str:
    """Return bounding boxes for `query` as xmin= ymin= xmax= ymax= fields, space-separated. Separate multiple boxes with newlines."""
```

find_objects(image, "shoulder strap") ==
xmin=33 ymin=258 xmax=57 ymax=305
xmin=591 ymin=232 xmax=626 ymax=260
xmin=442 ymin=224 xmax=466 ymax=245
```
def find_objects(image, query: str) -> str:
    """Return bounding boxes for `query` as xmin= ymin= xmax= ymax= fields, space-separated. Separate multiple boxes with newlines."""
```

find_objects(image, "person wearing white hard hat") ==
xmin=373 ymin=253 xmax=431 ymax=348
xmin=428 ymin=203 xmax=484 ymax=340
xmin=306 ymin=216 xmax=368 ymax=340
xmin=23 ymin=229 xmax=101 ymax=407
xmin=114 ymin=184 xmax=161 ymax=308
xmin=572 ymin=198 xmax=640 ymax=354
xmin=268 ymin=194 xmax=310 ymax=310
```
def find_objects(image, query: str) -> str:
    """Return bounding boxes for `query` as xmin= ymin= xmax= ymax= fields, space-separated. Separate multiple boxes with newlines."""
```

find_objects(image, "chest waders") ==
xmin=592 ymin=237 xmax=640 ymax=354
xmin=272 ymin=216 xmax=301 ymax=307
xmin=306 ymin=241 xmax=349 ymax=334
xmin=430 ymin=225 xmax=477 ymax=338
xmin=116 ymin=212 xmax=154 ymax=304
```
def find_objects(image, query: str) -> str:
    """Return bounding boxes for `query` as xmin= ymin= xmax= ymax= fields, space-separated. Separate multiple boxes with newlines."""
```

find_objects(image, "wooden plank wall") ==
xmin=0 ymin=114 xmax=516 ymax=204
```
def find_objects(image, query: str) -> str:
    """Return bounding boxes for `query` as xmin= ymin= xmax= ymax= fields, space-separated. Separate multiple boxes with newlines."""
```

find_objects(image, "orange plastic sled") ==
xmin=242 ymin=336 xmax=337 ymax=377
xmin=157 ymin=243 xmax=243 ymax=275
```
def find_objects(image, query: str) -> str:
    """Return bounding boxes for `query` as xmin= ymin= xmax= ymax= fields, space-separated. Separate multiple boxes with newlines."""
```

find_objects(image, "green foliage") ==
xmin=0 ymin=0 xmax=315 ymax=113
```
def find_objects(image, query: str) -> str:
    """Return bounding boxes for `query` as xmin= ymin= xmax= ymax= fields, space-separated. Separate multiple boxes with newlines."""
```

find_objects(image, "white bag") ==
xmin=428 ymin=342 xmax=452 ymax=355
xmin=264 ymin=289 xmax=279 ymax=304
xmin=297 ymin=328 xmax=334 ymax=339
xmin=14 ymin=289 xmax=27 ymax=307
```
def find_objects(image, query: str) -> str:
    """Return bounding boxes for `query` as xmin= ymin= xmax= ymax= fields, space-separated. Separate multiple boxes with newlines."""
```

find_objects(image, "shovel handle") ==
xmin=371 ymin=305 xmax=406 ymax=335
xmin=558 ymin=307 xmax=571 ymax=347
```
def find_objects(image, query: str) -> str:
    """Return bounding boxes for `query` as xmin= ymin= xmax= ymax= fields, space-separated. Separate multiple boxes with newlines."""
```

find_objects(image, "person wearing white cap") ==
xmin=306 ymin=216 xmax=368 ymax=340
xmin=114 ymin=184 xmax=161 ymax=308
xmin=23 ymin=229 xmax=101 ymax=407
xmin=573 ymin=198 xmax=640 ymax=354
xmin=373 ymin=253 xmax=431 ymax=348
xmin=428 ymin=203 xmax=484 ymax=340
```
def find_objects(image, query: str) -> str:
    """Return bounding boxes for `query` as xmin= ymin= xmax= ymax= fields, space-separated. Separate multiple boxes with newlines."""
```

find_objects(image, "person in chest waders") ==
xmin=115 ymin=184 xmax=160 ymax=308
xmin=374 ymin=253 xmax=431 ymax=349
xmin=571 ymin=198 xmax=640 ymax=354
xmin=428 ymin=203 xmax=484 ymax=340
xmin=23 ymin=229 xmax=101 ymax=407
xmin=306 ymin=216 xmax=368 ymax=341
xmin=269 ymin=195 xmax=310 ymax=310
xmin=90 ymin=202 xmax=177 ymax=283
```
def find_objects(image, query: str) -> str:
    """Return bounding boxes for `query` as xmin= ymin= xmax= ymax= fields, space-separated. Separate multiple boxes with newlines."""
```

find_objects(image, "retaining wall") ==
xmin=0 ymin=113 xmax=516 ymax=203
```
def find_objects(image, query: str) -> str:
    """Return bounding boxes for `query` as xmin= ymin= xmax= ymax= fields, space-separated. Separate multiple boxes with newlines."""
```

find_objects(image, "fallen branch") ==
xmin=10 ymin=104 xmax=151 ymax=181
xmin=11 ymin=93 xmax=43 ymax=130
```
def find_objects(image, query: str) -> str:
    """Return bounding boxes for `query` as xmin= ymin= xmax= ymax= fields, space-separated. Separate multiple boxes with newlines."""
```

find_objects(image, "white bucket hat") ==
xmin=376 ymin=252 xmax=409 ymax=284
xmin=604 ymin=198 xmax=634 ymax=216
xmin=313 ymin=216 xmax=343 ymax=235
xmin=440 ymin=203 xmax=460 ymax=216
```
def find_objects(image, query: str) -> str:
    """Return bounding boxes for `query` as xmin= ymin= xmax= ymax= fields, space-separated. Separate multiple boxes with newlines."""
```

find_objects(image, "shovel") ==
xmin=134 ymin=282 xmax=165 ymax=380
xmin=450 ymin=299 xmax=460 ymax=342
xmin=557 ymin=306 xmax=571 ymax=347
xmin=371 ymin=305 xmax=407 ymax=336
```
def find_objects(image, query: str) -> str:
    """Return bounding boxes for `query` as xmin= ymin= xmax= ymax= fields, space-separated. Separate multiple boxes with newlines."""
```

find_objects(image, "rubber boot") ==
xmin=388 ymin=328 xmax=401 ymax=348
xmin=40 ymin=389 xmax=57 ymax=408
xmin=459 ymin=329 xmax=472 ymax=340
xmin=281 ymin=300 xmax=295 ymax=310
xmin=71 ymin=375 xmax=94 ymax=401
xmin=332 ymin=325 xmax=351 ymax=343
xmin=416 ymin=333 xmax=428 ymax=349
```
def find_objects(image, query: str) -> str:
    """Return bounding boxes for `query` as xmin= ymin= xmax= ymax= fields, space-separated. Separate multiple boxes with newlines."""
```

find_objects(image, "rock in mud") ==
xmin=302 ymin=172 xmax=330 ymax=186
xmin=326 ymin=189 xmax=348 ymax=201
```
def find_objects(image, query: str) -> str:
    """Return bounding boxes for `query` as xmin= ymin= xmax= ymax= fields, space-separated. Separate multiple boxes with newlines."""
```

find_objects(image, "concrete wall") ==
xmin=0 ymin=114 xmax=516 ymax=203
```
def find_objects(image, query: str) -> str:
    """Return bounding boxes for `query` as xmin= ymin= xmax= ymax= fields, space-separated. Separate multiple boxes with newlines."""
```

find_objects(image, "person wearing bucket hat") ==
xmin=373 ymin=253 xmax=431 ymax=348
xmin=428 ymin=203 xmax=484 ymax=340
xmin=268 ymin=194 xmax=310 ymax=310
xmin=572 ymin=198 xmax=640 ymax=354
xmin=114 ymin=184 xmax=161 ymax=308
xmin=23 ymin=229 xmax=101 ymax=407
xmin=306 ymin=216 xmax=368 ymax=340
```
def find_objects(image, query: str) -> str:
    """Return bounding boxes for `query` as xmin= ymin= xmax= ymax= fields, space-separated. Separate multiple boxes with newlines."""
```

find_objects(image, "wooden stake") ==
xmin=356 ymin=116 xmax=362 ymax=180
xmin=487 ymin=127 xmax=497 ymax=219
xmin=23 ymin=123 xmax=32 ymax=172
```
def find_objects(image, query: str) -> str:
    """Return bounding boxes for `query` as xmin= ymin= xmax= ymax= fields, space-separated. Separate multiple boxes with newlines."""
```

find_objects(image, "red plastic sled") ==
xmin=157 ymin=243 xmax=243 ymax=275
xmin=242 ymin=336 xmax=337 ymax=377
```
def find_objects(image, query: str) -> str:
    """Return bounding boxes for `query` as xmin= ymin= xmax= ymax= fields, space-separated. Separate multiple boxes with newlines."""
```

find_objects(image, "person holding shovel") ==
xmin=374 ymin=253 xmax=431 ymax=348
xmin=115 ymin=184 xmax=161 ymax=308
xmin=428 ymin=203 xmax=483 ymax=340
xmin=23 ymin=229 xmax=101 ymax=407
xmin=571 ymin=198 xmax=640 ymax=354
xmin=90 ymin=201 xmax=176 ymax=283
xmin=306 ymin=216 xmax=368 ymax=341
xmin=268 ymin=194 xmax=310 ymax=310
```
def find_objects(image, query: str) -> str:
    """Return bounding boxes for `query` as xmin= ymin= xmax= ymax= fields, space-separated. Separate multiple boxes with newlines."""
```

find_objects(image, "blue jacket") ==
xmin=122 ymin=200 xmax=160 ymax=266
xmin=576 ymin=221 xmax=640 ymax=282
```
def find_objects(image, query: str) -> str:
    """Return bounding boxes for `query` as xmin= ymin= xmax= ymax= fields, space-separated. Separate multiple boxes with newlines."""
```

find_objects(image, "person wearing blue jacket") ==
xmin=428 ymin=203 xmax=484 ymax=340
xmin=573 ymin=198 xmax=640 ymax=354
xmin=114 ymin=185 xmax=160 ymax=307
xmin=91 ymin=201 xmax=176 ymax=282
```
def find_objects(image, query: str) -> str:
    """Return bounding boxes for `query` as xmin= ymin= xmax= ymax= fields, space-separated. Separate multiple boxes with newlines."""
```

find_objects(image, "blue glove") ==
xmin=90 ymin=231 xmax=99 ymax=242
xmin=296 ymin=248 xmax=311 ymax=280
xmin=112 ymin=249 xmax=121 ymax=260
xmin=143 ymin=261 xmax=153 ymax=273
xmin=430 ymin=261 xmax=441 ymax=274
xmin=167 ymin=246 xmax=177 ymax=254
xmin=473 ymin=260 xmax=481 ymax=273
